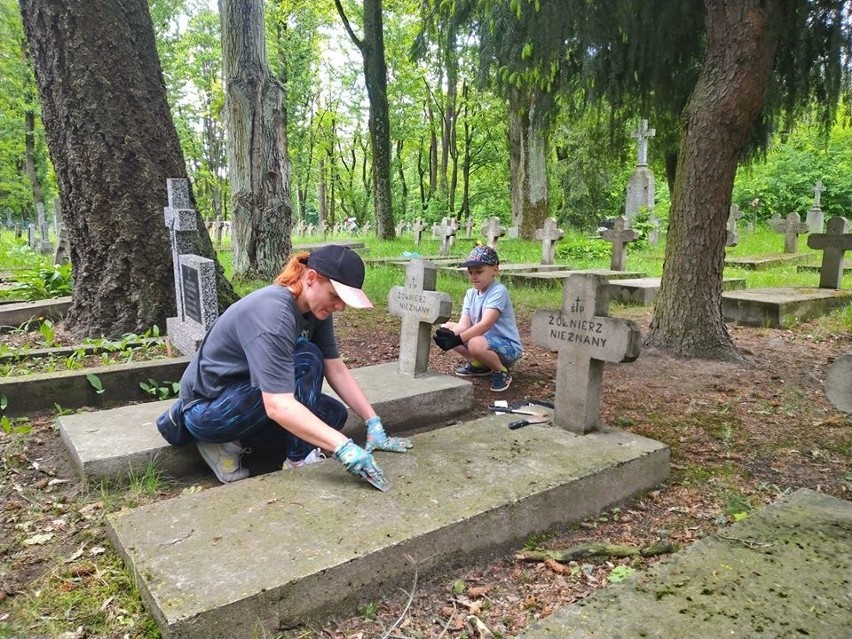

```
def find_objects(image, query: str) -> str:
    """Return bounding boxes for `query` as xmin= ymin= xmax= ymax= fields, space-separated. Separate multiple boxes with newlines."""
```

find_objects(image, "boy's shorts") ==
xmin=485 ymin=335 xmax=523 ymax=369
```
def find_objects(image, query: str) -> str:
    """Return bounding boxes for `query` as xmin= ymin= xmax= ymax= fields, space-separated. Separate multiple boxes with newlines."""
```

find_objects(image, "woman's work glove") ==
xmin=433 ymin=327 xmax=463 ymax=351
xmin=333 ymin=438 xmax=390 ymax=491
xmin=365 ymin=416 xmax=413 ymax=453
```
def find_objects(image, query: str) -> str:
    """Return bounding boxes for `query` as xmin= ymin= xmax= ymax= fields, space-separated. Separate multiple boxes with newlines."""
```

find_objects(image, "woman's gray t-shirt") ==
xmin=180 ymin=284 xmax=338 ymax=406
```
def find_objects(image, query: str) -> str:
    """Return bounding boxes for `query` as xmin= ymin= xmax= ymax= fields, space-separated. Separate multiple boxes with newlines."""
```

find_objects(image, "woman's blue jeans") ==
xmin=183 ymin=341 xmax=348 ymax=462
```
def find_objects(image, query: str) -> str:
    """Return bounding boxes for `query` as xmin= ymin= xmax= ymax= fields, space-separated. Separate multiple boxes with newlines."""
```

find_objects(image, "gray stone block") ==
xmin=106 ymin=419 xmax=669 ymax=639
xmin=722 ymin=287 xmax=852 ymax=327
xmin=517 ymin=489 xmax=852 ymax=639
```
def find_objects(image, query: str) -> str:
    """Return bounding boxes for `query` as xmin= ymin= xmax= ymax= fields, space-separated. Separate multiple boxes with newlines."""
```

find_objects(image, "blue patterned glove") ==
xmin=333 ymin=438 xmax=389 ymax=491
xmin=365 ymin=416 xmax=413 ymax=453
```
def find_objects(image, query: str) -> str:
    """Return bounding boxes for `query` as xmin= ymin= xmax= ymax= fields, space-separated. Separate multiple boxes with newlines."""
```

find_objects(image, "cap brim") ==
xmin=329 ymin=279 xmax=373 ymax=309
xmin=459 ymin=260 xmax=497 ymax=268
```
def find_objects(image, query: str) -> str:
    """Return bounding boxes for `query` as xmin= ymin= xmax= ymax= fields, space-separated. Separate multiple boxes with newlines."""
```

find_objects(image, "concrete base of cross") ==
xmin=58 ymin=362 xmax=473 ymax=483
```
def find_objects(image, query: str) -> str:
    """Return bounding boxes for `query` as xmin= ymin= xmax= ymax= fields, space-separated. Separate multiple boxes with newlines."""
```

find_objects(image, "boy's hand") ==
xmin=434 ymin=327 xmax=463 ymax=351
xmin=365 ymin=416 xmax=413 ymax=453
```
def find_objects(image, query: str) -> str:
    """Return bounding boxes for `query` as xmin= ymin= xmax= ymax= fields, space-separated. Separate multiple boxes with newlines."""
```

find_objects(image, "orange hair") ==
xmin=274 ymin=251 xmax=311 ymax=295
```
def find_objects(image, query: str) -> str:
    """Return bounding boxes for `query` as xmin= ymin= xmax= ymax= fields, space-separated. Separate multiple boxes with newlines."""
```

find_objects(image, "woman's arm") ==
xmin=262 ymin=391 xmax=350 ymax=450
xmin=323 ymin=357 xmax=377 ymax=421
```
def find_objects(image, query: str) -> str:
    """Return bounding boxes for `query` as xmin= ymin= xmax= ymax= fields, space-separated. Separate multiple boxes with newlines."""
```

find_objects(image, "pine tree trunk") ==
xmin=19 ymin=0 xmax=237 ymax=338
xmin=508 ymin=88 xmax=549 ymax=238
xmin=648 ymin=0 xmax=781 ymax=359
xmin=220 ymin=0 xmax=292 ymax=281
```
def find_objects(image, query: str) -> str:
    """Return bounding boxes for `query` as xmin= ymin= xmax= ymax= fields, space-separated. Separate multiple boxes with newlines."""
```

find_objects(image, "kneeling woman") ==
xmin=157 ymin=245 xmax=411 ymax=490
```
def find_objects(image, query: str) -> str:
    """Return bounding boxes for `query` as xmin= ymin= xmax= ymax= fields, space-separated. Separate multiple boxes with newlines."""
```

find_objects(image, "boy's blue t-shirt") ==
xmin=461 ymin=281 xmax=523 ymax=351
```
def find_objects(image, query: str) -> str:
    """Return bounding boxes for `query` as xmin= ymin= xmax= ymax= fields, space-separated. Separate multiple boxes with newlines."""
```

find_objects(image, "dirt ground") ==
xmin=1 ymin=305 xmax=850 ymax=639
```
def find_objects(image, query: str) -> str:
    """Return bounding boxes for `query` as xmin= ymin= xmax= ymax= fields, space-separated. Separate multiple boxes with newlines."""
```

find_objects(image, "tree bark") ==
xmin=647 ymin=0 xmax=781 ymax=360
xmin=220 ymin=0 xmax=292 ymax=281
xmin=335 ymin=0 xmax=394 ymax=239
xmin=19 ymin=0 xmax=237 ymax=338
xmin=508 ymin=87 xmax=550 ymax=238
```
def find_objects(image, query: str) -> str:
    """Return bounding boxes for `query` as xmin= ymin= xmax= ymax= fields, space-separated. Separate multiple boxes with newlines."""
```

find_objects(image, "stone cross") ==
xmin=464 ymin=217 xmax=475 ymax=237
xmin=531 ymin=274 xmax=642 ymax=434
xmin=807 ymin=216 xmax=852 ymax=289
xmin=435 ymin=217 xmax=456 ymax=256
xmin=163 ymin=178 xmax=197 ymax=321
xmin=387 ymin=260 xmax=453 ymax=377
xmin=770 ymin=211 xmax=809 ymax=253
xmin=632 ymin=119 xmax=655 ymax=166
xmin=448 ymin=216 xmax=459 ymax=249
xmin=813 ymin=181 xmax=825 ymax=208
xmin=395 ymin=220 xmax=405 ymax=236
xmin=412 ymin=218 xmax=426 ymax=245
xmin=534 ymin=217 xmax=565 ymax=265
xmin=214 ymin=215 xmax=223 ymax=245
xmin=481 ymin=216 xmax=506 ymax=249
xmin=600 ymin=216 xmax=640 ymax=271
xmin=725 ymin=203 xmax=743 ymax=247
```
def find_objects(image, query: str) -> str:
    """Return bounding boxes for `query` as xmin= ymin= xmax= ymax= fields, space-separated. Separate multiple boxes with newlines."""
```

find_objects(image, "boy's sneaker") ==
xmin=284 ymin=448 xmax=327 ymax=469
xmin=490 ymin=370 xmax=512 ymax=392
xmin=455 ymin=362 xmax=491 ymax=377
xmin=196 ymin=441 xmax=250 ymax=483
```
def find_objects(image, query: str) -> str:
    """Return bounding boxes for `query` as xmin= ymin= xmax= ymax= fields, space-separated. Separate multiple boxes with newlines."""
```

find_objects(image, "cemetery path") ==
xmin=1 ymin=307 xmax=850 ymax=639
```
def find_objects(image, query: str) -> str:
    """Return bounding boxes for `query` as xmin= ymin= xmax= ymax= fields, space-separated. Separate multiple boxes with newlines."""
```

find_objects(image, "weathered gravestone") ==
xmin=826 ymin=352 xmax=852 ymax=413
xmin=534 ymin=217 xmax=565 ymax=265
xmin=412 ymin=218 xmax=426 ymax=245
xmin=481 ymin=216 xmax=506 ymax=249
xmin=4 ymin=208 xmax=11 ymax=228
xmin=464 ymin=217 xmax=475 ymax=238
xmin=163 ymin=178 xmax=218 ymax=355
xmin=507 ymin=226 xmax=520 ymax=239
xmin=807 ymin=216 xmax=852 ymax=289
xmin=27 ymin=223 xmax=35 ymax=249
xmin=448 ymin=216 xmax=459 ymax=249
xmin=394 ymin=219 xmax=405 ymax=236
xmin=600 ymin=216 xmax=640 ymax=271
xmin=726 ymin=204 xmax=743 ymax=247
xmin=531 ymin=274 xmax=642 ymax=434
xmin=435 ymin=217 xmax=456 ymax=256
xmin=770 ymin=211 xmax=809 ymax=253
xmin=806 ymin=180 xmax=826 ymax=233
xmin=53 ymin=201 xmax=70 ymax=266
xmin=624 ymin=119 xmax=656 ymax=223
xmin=387 ymin=260 xmax=453 ymax=377
xmin=14 ymin=222 xmax=21 ymax=239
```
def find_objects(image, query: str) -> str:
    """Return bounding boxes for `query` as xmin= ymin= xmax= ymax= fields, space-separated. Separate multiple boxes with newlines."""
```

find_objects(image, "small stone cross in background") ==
xmin=481 ymin=216 xmax=506 ymax=250
xmin=534 ymin=217 xmax=564 ymax=265
xmin=770 ymin=211 xmax=810 ymax=253
xmin=600 ymin=216 xmax=640 ymax=271
xmin=807 ymin=216 xmax=852 ymax=289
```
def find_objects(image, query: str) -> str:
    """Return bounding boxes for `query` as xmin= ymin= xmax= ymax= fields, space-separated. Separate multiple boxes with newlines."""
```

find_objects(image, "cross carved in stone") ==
xmin=807 ymin=216 xmax=852 ymax=289
xmin=770 ymin=211 xmax=810 ymax=254
xmin=481 ymin=216 xmax=506 ymax=249
xmin=412 ymin=218 xmax=426 ymax=245
xmin=600 ymin=216 xmax=640 ymax=271
xmin=534 ymin=217 xmax=565 ymax=265
xmin=632 ymin=119 xmax=655 ymax=166
xmin=435 ymin=217 xmax=456 ymax=256
xmin=387 ymin=260 xmax=452 ymax=377
xmin=726 ymin=204 xmax=744 ymax=247
xmin=531 ymin=274 xmax=642 ymax=434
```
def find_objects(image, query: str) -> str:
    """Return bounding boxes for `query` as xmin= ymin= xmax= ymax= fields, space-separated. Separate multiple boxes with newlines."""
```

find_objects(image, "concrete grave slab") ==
xmin=722 ymin=287 xmax=852 ymax=328
xmin=517 ymin=489 xmax=852 ymax=639
xmin=0 ymin=295 xmax=72 ymax=330
xmin=609 ymin=277 xmax=746 ymax=306
xmin=826 ymin=352 xmax=852 ymax=413
xmin=724 ymin=253 xmax=813 ymax=270
xmin=58 ymin=362 xmax=473 ymax=483
xmin=106 ymin=417 xmax=669 ymax=639
xmin=502 ymin=270 xmax=646 ymax=288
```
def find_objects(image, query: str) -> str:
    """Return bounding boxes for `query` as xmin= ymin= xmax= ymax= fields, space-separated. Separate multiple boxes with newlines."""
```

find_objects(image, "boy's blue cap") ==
xmin=459 ymin=244 xmax=499 ymax=267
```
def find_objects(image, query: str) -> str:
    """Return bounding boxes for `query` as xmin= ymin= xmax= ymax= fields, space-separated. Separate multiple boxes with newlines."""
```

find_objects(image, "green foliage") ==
xmin=139 ymin=378 xmax=180 ymax=400
xmin=86 ymin=373 xmax=105 ymax=395
xmin=607 ymin=565 xmax=636 ymax=583
xmin=0 ymin=414 xmax=31 ymax=435
xmin=3 ymin=263 xmax=73 ymax=301
xmin=555 ymin=236 xmax=610 ymax=262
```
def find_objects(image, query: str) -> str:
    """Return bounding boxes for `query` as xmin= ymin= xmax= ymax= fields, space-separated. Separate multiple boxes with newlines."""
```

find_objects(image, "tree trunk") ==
xmin=647 ymin=0 xmax=780 ymax=359
xmin=220 ymin=0 xmax=292 ymax=280
xmin=19 ymin=0 xmax=237 ymax=338
xmin=23 ymin=109 xmax=43 ymax=213
xmin=334 ymin=0 xmax=394 ymax=239
xmin=396 ymin=138 xmax=407 ymax=216
xmin=508 ymin=87 xmax=549 ymax=238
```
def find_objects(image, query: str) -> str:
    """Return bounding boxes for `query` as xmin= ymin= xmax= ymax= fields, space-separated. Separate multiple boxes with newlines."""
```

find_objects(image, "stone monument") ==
xmin=624 ymin=119 xmax=656 ymax=223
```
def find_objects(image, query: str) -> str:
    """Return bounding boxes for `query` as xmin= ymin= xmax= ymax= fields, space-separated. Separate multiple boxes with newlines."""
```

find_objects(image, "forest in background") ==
xmin=1 ymin=0 xmax=850 ymax=233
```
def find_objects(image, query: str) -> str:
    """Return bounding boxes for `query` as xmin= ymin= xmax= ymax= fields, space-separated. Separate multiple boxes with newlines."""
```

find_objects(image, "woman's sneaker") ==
xmin=196 ymin=441 xmax=250 ymax=483
xmin=455 ymin=362 xmax=491 ymax=377
xmin=284 ymin=448 xmax=327 ymax=469
xmin=490 ymin=370 xmax=512 ymax=392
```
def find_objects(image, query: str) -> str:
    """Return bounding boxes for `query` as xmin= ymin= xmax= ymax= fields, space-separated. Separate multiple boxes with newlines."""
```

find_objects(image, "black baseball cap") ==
xmin=306 ymin=245 xmax=373 ymax=309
